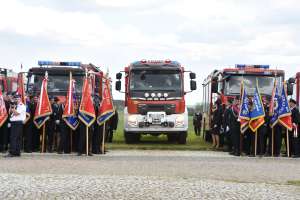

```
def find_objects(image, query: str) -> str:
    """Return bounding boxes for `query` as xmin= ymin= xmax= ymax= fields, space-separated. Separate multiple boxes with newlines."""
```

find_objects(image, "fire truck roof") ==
xmin=130 ymin=60 xmax=181 ymax=70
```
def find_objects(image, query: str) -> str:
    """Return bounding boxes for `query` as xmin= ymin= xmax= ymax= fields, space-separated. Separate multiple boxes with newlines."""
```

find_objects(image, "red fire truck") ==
xmin=26 ymin=61 xmax=104 ymax=102
xmin=115 ymin=60 xmax=196 ymax=144
xmin=202 ymin=64 xmax=285 ymax=138
xmin=0 ymin=68 xmax=18 ymax=93
xmin=288 ymin=72 xmax=300 ymax=107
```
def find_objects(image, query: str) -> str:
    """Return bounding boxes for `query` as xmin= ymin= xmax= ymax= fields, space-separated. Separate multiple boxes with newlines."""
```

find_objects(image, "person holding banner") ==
xmin=230 ymin=96 xmax=241 ymax=156
xmin=78 ymin=75 xmax=95 ymax=156
xmin=5 ymin=94 xmax=26 ymax=157
xmin=289 ymin=99 xmax=300 ymax=158
xmin=0 ymin=91 xmax=9 ymax=153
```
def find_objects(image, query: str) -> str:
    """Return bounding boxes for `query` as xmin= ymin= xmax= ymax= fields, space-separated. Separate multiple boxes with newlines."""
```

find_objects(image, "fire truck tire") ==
xmin=167 ymin=133 xmax=178 ymax=143
xmin=177 ymin=131 xmax=187 ymax=144
xmin=124 ymin=131 xmax=140 ymax=144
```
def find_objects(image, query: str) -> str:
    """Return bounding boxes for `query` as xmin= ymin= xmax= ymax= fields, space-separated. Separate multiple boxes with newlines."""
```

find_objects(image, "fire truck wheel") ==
xmin=124 ymin=131 xmax=140 ymax=144
xmin=177 ymin=131 xmax=187 ymax=144
xmin=167 ymin=133 xmax=178 ymax=143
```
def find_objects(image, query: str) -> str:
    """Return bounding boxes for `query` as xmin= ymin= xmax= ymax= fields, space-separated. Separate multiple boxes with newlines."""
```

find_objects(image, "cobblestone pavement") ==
xmin=0 ymin=151 xmax=300 ymax=200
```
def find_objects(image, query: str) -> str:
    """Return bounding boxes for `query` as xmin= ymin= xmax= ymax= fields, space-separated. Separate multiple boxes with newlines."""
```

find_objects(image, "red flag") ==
xmin=33 ymin=73 xmax=52 ymax=129
xmin=97 ymin=77 xmax=114 ymax=125
xmin=17 ymin=72 xmax=26 ymax=104
xmin=0 ymin=89 xmax=7 ymax=127
xmin=78 ymin=76 xmax=95 ymax=127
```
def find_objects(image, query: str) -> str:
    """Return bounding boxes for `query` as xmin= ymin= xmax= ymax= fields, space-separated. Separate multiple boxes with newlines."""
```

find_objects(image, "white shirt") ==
xmin=10 ymin=103 xmax=26 ymax=122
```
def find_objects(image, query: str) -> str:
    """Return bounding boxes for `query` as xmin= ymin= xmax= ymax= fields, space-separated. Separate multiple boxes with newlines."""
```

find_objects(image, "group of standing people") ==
xmin=0 ymin=92 xmax=118 ymax=157
xmin=209 ymin=96 xmax=300 ymax=157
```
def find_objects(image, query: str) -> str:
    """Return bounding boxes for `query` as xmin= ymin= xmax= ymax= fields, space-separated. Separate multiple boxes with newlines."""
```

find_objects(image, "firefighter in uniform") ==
xmin=47 ymin=97 xmax=62 ymax=152
xmin=223 ymin=99 xmax=233 ymax=153
xmin=229 ymin=96 xmax=241 ymax=156
xmin=24 ymin=95 xmax=35 ymax=153
xmin=289 ymin=99 xmax=300 ymax=158
xmin=0 ymin=92 xmax=11 ymax=153
xmin=193 ymin=111 xmax=202 ymax=136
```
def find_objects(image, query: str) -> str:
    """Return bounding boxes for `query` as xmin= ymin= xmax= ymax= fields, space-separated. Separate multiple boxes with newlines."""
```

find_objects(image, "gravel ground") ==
xmin=0 ymin=150 xmax=300 ymax=200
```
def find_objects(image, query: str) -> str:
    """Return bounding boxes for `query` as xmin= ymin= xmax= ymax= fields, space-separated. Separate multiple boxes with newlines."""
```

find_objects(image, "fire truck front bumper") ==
xmin=124 ymin=108 xmax=188 ymax=132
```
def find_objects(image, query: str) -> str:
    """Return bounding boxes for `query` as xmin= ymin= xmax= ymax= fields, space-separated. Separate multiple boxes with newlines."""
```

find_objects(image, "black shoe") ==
xmin=234 ymin=152 xmax=240 ymax=156
xmin=292 ymin=155 xmax=300 ymax=158
xmin=57 ymin=151 xmax=63 ymax=154
xmin=248 ymin=154 xmax=255 ymax=157
xmin=88 ymin=152 xmax=93 ymax=156
xmin=77 ymin=153 xmax=82 ymax=156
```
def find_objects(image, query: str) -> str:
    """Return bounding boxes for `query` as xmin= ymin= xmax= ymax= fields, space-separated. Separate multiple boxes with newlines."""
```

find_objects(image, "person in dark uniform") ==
xmin=211 ymin=98 xmax=223 ymax=149
xmin=5 ymin=94 xmax=26 ymax=157
xmin=92 ymin=97 xmax=101 ymax=154
xmin=78 ymin=121 xmax=93 ymax=156
xmin=229 ymin=96 xmax=241 ymax=156
xmin=0 ymin=92 xmax=10 ymax=153
xmin=223 ymin=99 xmax=233 ymax=152
xmin=46 ymin=97 xmax=61 ymax=152
xmin=57 ymin=101 xmax=71 ymax=154
xmin=193 ymin=111 xmax=202 ymax=136
xmin=289 ymin=99 xmax=300 ymax=158
xmin=107 ymin=110 xmax=118 ymax=143
xmin=32 ymin=96 xmax=41 ymax=152
xmin=23 ymin=95 xmax=35 ymax=153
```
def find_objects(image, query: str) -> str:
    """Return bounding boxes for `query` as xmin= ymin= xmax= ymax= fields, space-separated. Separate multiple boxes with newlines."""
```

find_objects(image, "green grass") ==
xmin=287 ymin=180 xmax=300 ymax=186
xmin=107 ymin=112 xmax=210 ymax=150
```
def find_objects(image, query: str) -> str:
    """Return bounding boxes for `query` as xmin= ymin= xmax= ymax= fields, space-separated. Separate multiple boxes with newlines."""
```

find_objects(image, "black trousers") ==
xmin=24 ymin=121 xmax=33 ymax=152
xmin=9 ymin=121 xmax=23 ymax=155
xmin=292 ymin=134 xmax=300 ymax=156
xmin=78 ymin=123 xmax=92 ymax=154
xmin=46 ymin=120 xmax=56 ymax=151
xmin=250 ymin=128 xmax=265 ymax=156
xmin=58 ymin=122 xmax=71 ymax=153
xmin=231 ymin=127 xmax=240 ymax=154
xmin=194 ymin=125 xmax=201 ymax=136
xmin=224 ymin=131 xmax=232 ymax=152
xmin=92 ymin=124 xmax=101 ymax=154
xmin=0 ymin=121 xmax=9 ymax=151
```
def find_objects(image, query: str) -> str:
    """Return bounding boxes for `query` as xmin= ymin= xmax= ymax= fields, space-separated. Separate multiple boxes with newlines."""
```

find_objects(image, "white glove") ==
xmin=226 ymin=126 xmax=230 ymax=132
xmin=55 ymin=120 xmax=60 ymax=125
xmin=214 ymin=124 xmax=217 ymax=128
xmin=7 ymin=123 xmax=11 ymax=128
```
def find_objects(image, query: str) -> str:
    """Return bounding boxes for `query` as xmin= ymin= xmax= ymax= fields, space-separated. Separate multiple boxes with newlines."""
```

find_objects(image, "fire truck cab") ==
xmin=202 ymin=64 xmax=285 ymax=139
xmin=116 ymin=60 xmax=196 ymax=144
xmin=0 ymin=68 xmax=18 ymax=93
xmin=26 ymin=61 xmax=103 ymax=102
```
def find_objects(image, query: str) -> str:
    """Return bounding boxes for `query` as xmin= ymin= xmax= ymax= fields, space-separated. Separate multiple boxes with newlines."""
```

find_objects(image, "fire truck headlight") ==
xmin=175 ymin=115 xmax=185 ymax=127
xmin=128 ymin=115 xmax=138 ymax=127
xmin=163 ymin=93 xmax=168 ymax=98
xmin=151 ymin=93 xmax=156 ymax=97
xmin=144 ymin=93 xmax=150 ymax=98
xmin=157 ymin=93 xmax=162 ymax=98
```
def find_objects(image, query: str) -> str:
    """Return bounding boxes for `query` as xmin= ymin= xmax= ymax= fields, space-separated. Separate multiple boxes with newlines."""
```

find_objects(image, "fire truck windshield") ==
xmin=32 ymin=75 xmax=83 ymax=94
xmin=224 ymin=75 xmax=281 ymax=96
xmin=129 ymin=70 xmax=182 ymax=92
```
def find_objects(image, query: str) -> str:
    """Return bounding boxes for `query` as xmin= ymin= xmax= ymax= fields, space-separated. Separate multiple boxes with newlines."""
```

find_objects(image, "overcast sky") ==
xmin=0 ymin=0 xmax=299 ymax=105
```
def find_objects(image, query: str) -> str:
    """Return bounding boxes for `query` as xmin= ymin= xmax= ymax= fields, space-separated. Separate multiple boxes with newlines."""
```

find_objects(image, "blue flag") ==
xmin=278 ymin=83 xmax=292 ymax=130
xmin=249 ymin=85 xmax=265 ymax=132
xmin=238 ymin=81 xmax=250 ymax=133
xmin=270 ymin=87 xmax=279 ymax=128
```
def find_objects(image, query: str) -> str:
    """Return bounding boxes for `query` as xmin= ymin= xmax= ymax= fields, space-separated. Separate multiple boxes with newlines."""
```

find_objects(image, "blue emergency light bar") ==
xmin=38 ymin=61 xmax=81 ymax=67
xmin=235 ymin=64 xmax=269 ymax=69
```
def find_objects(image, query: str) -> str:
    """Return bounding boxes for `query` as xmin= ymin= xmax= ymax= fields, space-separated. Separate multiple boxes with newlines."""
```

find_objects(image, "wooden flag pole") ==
xmin=102 ymin=122 xmax=106 ymax=154
xmin=255 ymin=130 xmax=257 ymax=157
xmin=41 ymin=124 xmax=46 ymax=153
xmin=271 ymin=127 xmax=274 ymax=157
xmin=86 ymin=126 xmax=89 ymax=156
xmin=286 ymin=128 xmax=290 ymax=157
xmin=70 ymin=129 xmax=73 ymax=153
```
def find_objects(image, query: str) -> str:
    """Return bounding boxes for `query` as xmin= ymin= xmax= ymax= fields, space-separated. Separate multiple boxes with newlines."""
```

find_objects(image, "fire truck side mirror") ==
xmin=189 ymin=72 xmax=196 ymax=79
xmin=190 ymin=80 xmax=197 ymax=91
xmin=116 ymin=73 xmax=122 ymax=80
xmin=287 ymin=83 xmax=293 ymax=96
xmin=211 ymin=77 xmax=218 ymax=93
xmin=115 ymin=80 xmax=121 ymax=91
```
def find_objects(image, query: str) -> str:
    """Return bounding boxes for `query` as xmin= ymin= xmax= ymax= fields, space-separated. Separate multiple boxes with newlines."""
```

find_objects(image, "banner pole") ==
xmin=286 ymin=128 xmax=290 ymax=157
xmin=272 ymin=127 xmax=274 ymax=157
xmin=102 ymin=122 xmax=106 ymax=154
xmin=70 ymin=129 xmax=73 ymax=153
xmin=255 ymin=130 xmax=257 ymax=157
xmin=41 ymin=124 xmax=46 ymax=153
xmin=86 ymin=126 xmax=89 ymax=156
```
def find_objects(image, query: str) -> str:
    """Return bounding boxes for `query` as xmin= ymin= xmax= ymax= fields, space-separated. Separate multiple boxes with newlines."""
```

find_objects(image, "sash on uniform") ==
xmin=97 ymin=78 xmax=114 ymax=125
xmin=33 ymin=74 xmax=52 ymax=129
xmin=0 ymin=90 xmax=7 ymax=127
xmin=78 ymin=76 xmax=95 ymax=127
xmin=62 ymin=73 xmax=79 ymax=130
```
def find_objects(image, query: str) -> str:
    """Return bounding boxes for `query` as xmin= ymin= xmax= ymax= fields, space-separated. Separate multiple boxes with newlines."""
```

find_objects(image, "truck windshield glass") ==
xmin=130 ymin=70 xmax=181 ymax=91
xmin=224 ymin=75 xmax=282 ymax=96
xmin=33 ymin=75 xmax=83 ymax=93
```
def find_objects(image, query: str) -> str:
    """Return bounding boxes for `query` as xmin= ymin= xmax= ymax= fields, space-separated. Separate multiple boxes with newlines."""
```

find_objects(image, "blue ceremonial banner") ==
xmin=239 ymin=81 xmax=250 ymax=133
xmin=278 ymin=83 xmax=293 ymax=130
xmin=270 ymin=87 xmax=279 ymax=128
xmin=249 ymin=85 xmax=265 ymax=132
xmin=24 ymin=102 xmax=31 ymax=124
